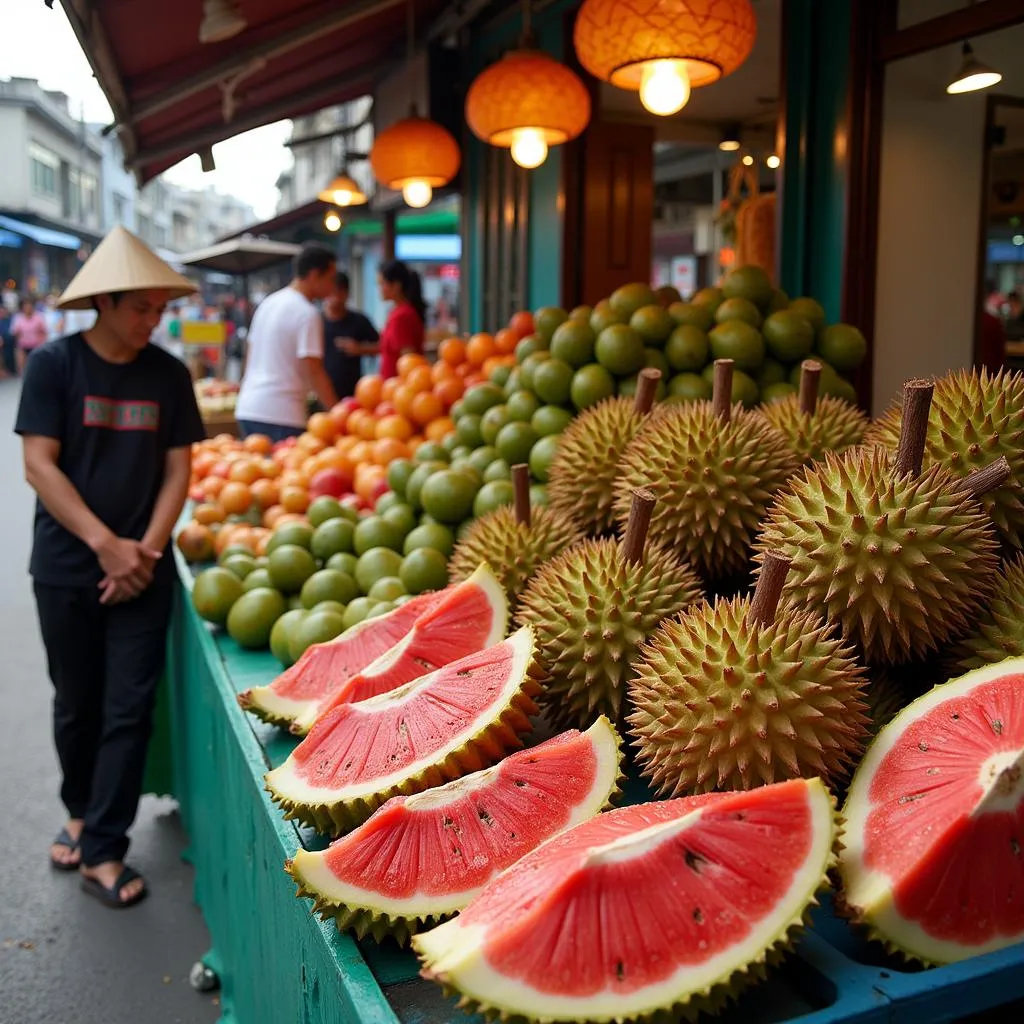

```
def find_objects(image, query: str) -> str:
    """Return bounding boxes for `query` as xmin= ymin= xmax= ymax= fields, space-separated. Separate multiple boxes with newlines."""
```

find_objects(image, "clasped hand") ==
xmin=96 ymin=536 xmax=163 ymax=605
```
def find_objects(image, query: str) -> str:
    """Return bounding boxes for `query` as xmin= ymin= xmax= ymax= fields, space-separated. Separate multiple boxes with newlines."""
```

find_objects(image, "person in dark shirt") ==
xmin=321 ymin=270 xmax=379 ymax=399
xmin=14 ymin=226 xmax=205 ymax=909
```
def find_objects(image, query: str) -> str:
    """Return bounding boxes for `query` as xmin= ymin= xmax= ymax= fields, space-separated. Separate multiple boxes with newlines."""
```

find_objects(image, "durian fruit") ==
xmin=757 ymin=380 xmax=1006 ymax=664
xmin=949 ymin=555 xmax=1024 ymax=674
xmin=864 ymin=367 xmax=1024 ymax=549
xmin=864 ymin=670 xmax=914 ymax=737
xmin=759 ymin=359 xmax=869 ymax=464
xmin=547 ymin=369 xmax=663 ymax=535
xmin=613 ymin=360 xmax=800 ymax=582
xmin=517 ymin=489 xmax=703 ymax=730
xmin=629 ymin=551 xmax=870 ymax=796
xmin=448 ymin=467 xmax=584 ymax=602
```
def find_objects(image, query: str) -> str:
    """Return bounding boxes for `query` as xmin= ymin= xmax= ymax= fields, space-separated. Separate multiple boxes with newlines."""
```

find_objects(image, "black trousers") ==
xmin=33 ymin=582 xmax=174 ymax=867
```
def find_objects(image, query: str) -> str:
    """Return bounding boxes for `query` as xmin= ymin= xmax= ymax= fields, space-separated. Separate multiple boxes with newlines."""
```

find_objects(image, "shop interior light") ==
xmin=199 ymin=0 xmax=247 ymax=44
xmin=766 ymin=154 xmax=781 ymax=169
xmin=402 ymin=181 xmax=433 ymax=208
xmin=574 ymin=0 xmax=756 ymax=117
xmin=324 ymin=211 xmax=342 ymax=232
xmin=719 ymin=124 xmax=742 ymax=152
xmin=947 ymin=41 xmax=1002 ymax=94
xmin=317 ymin=171 xmax=367 ymax=208
xmin=1014 ymin=234 xmax=1024 ymax=247
xmin=742 ymin=154 xmax=754 ymax=166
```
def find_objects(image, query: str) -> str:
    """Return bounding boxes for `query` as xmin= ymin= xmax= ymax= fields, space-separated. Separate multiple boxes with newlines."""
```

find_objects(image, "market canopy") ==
xmin=178 ymin=237 xmax=301 ymax=275
xmin=57 ymin=0 xmax=465 ymax=184
xmin=0 ymin=214 xmax=81 ymax=250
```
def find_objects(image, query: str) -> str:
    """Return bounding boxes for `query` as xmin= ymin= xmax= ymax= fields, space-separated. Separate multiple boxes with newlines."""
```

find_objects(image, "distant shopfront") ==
xmin=0 ymin=214 xmax=88 ymax=298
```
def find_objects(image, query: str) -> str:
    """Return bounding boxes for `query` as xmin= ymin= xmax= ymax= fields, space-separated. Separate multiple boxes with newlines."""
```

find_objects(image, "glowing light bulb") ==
xmin=766 ymin=154 xmax=781 ymax=169
xmin=510 ymin=127 xmax=549 ymax=169
xmin=332 ymin=188 xmax=354 ymax=206
xmin=947 ymin=69 xmax=1002 ymax=94
xmin=742 ymin=154 xmax=754 ymax=166
xmin=638 ymin=60 xmax=690 ymax=116
xmin=402 ymin=180 xmax=432 ymax=208
xmin=324 ymin=212 xmax=341 ymax=232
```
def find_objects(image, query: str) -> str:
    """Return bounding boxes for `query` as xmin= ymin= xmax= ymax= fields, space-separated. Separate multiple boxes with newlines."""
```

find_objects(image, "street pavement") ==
xmin=0 ymin=376 xmax=220 ymax=1024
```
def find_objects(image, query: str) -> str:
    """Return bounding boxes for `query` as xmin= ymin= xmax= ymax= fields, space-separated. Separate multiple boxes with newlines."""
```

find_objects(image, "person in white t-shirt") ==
xmin=235 ymin=244 xmax=339 ymax=441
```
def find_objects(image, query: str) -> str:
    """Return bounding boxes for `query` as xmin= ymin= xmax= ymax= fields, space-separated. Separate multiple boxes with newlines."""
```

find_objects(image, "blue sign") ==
xmin=396 ymin=234 xmax=461 ymax=262
xmin=988 ymin=241 xmax=1024 ymax=263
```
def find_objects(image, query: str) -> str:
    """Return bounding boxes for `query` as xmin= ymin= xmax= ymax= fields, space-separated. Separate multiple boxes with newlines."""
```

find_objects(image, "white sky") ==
xmin=6 ymin=0 xmax=292 ymax=219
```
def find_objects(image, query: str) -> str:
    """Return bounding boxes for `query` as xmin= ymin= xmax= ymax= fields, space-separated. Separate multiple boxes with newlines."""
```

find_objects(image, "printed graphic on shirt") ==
xmin=83 ymin=395 xmax=160 ymax=431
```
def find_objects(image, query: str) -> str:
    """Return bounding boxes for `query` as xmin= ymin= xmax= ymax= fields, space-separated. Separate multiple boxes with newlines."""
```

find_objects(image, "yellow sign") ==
xmin=182 ymin=321 xmax=227 ymax=345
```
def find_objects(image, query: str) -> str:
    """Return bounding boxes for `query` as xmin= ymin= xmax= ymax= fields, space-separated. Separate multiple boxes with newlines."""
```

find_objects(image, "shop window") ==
xmin=29 ymin=143 xmax=59 ymax=197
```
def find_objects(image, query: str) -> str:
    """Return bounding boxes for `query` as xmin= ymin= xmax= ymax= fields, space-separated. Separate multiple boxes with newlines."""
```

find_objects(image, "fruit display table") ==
xmin=163 ymin=542 xmax=1024 ymax=1024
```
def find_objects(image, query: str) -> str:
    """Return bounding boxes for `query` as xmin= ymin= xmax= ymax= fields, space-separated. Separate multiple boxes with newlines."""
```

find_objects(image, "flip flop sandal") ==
xmin=81 ymin=866 xmax=148 ymax=909
xmin=50 ymin=828 xmax=81 ymax=872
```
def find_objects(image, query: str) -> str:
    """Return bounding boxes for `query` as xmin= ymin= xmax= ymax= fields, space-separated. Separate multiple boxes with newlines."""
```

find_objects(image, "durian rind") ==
xmin=758 ymin=394 xmax=869 ymax=465
xmin=949 ymin=555 xmax=1024 ymax=674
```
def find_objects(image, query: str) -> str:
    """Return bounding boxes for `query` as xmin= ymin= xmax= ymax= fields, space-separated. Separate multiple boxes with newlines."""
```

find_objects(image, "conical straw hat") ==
xmin=58 ymin=225 xmax=198 ymax=310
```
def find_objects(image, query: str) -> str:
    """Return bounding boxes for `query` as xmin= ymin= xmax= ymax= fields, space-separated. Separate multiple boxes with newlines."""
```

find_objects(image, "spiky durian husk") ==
xmin=864 ymin=670 xmax=914 ymax=737
xmin=864 ymin=368 xmax=1024 ymax=549
xmin=756 ymin=448 xmax=1001 ymax=664
xmin=516 ymin=539 xmax=703 ymax=730
xmin=757 ymin=394 xmax=869 ymax=465
xmin=612 ymin=403 xmax=800 ymax=582
xmin=236 ymin=691 xmax=298 ymax=729
xmin=546 ymin=397 xmax=657 ymax=536
xmin=448 ymin=507 xmax=584 ymax=603
xmin=629 ymin=598 xmax=869 ymax=795
xmin=949 ymin=556 xmax=1024 ymax=674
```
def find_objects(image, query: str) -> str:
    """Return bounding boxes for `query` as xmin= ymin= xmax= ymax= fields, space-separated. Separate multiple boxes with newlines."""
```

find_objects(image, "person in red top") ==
xmin=342 ymin=260 xmax=425 ymax=378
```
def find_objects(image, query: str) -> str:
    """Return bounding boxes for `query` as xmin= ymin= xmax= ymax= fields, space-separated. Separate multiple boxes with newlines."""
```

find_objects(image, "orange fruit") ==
xmin=243 ymin=434 xmax=273 ymax=456
xmin=464 ymin=373 xmax=485 ymax=388
xmin=410 ymin=390 xmax=443 ymax=427
xmin=263 ymin=504 xmax=286 ymax=529
xmin=381 ymin=377 xmax=400 ymax=402
xmin=454 ymin=362 xmax=475 ymax=379
xmin=348 ymin=440 xmax=372 ymax=466
xmin=228 ymin=459 xmax=262 ymax=485
xmin=194 ymin=502 xmax=225 ymax=526
xmin=192 ymin=451 xmax=219 ymax=479
xmin=393 ymin=385 xmax=416 ymax=419
xmin=280 ymin=485 xmax=310 ymax=514
xmin=250 ymin=478 xmax=280 ymax=509
xmin=405 ymin=365 xmax=433 ymax=394
xmin=509 ymin=311 xmax=535 ymax=339
xmin=274 ymin=512 xmax=309 ymax=528
xmin=253 ymin=530 xmax=272 ymax=557
xmin=373 ymin=437 xmax=410 ymax=465
xmin=258 ymin=457 xmax=281 ymax=479
xmin=215 ymin=524 xmax=254 ymax=557
xmin=425 ymin=416 xmax=455 ymax=442
xmin=466 ymin=333 xmax=496 ymax=365
xmin=431 ymin=360 xmax=455 ymax=384
xmin=376 ymin=414 xmax=414 ymax=442
xmin=355 ymin=375 xmax=384 ymax=410
xmin=296 ymin=432 xmax=327 ymax=455
xmin=326 ymin=403 xmax=351 ymax=436
xmin=355 ymin=464 xmax=387 ymax=503
xmin=307 ymin=411 xmax=337 ymax=443
xmin=397 ymin=353 xmax=427 ymax=377
xmin=494 ymin=328 xmax=517 ymax=355
xmin=439 ymin=337 xmax=466 ymax=367
xmin=482 ymin=356 xmax=505 ymax=378
xmin=434 ymin=377 xmax=464 ymax=408
xmin=219 ymin=481 xmax=253 ymax=516
xmin=352 ymin=410 xmax=379 ymax=441
xmin=200 ymin=476 xmax=226 ymax=501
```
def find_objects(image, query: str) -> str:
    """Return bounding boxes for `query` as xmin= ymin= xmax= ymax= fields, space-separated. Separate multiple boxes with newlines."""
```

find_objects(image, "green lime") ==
xmin=518 ymin=352 xmax=550 ymax=392
xmin=367 ymin=601 xmax=396 ymax=619
xmin=691 ymin=286 xmax=724 ymax=312
xmin=420 ymin=470 xmax=479 ymax=524
xmin=455 ymin=414 xmax=484 ymax=449
xmin=308 ymin=496 xmax=344 ymax=528
xmin=266 ymin=522 xmax=313 ymax=554
xmin=473 ymin=480 xmax=515 ymax=517
xmin=732 ymin=369 xmax=760 ymax=407
xmin=756 ymin=358 xmax=788 ymax=388
xmin=495 ymin=422 xmax=539 ymax=466
xmin=630 ymin=305 xmax=674 ymax=344
xmin=355 ymin=547 xmax=404 ymax=594
xmin=762 ymin=311 xmax=813 ymax=362
xmin=530 ymin=484 xmax=548 ymax=507
xmin=192 ymin=567 xmax=244 ymax=625
xmin=550 ymin=320 xmax=596 ymax=368
xmin=374 ymin=491 xmax=402 ymax=515
xmin=490 ymin=364 xmax=512 ymax=388
xmin=467 ymin=446 xmax=498 ymax=476
xmin=387 ymin=458 xmax=415 ymax=498
xmin=311 ymin=518 xmax=355 ymax=561
xmin=708 ymin=321 xmax=765 ymax=372
xmin=301 ymin=568 xmax=360 ymax=609
xmin=483 ymin=458 xmax=511 ymax=483
xmin=590 ymin=300 xmax=625 ymax=335
xmin=516 ymin=336 xmax=542 ymax=363
xmin=289 ymin=609 xmax=346 ymax=662
xmin=769 ymin=289 xmax=790 ymax=313
xmin=668 ymin=373 xmax=712 ymax=402
xmin=480 ymin=405 xmax=510 ymax=446
xmin=342 ymin=597 xmax=381 ymax=630
xmin=506 ymin=390 xmax=542 ymax=423
xmin=326 ymin=552 xmax=358 ymax=577
xmin=270 ymin=608 xmax=308 ymax=667
xmin=242 ymin=567 xmax=274 ymax=592
xmin=450 ymin=446 xmax=473 ymax=462
xmin=226 ymin=588 xmax=287 ymax=649
xmin=788 ymin=297 xmax=826 ymax=333
xmin=643 ymin=347 xmax=670 ymax=377
xmin=655 ymin=285 xmax=682 ymax=306
xmin=532 ymin=358 xmax=574 ymax=405
xmin=531 ymin=405 xmax=573 ymax=437
xmin=761 ymin=382 xmax=799 ymax=404
xmin=218 ymin=543 xmax=254 ymax=564
xmin=368 ymin=576 xmax=407 ymax=602
xmin=816 ymin=323 xmax=867 ymax=371
xmin=596 ymin=324 xmax=646 ymax=376
xmin=722 ymin=265 xmax=774 ymax=310
xmin=406 ymin=461 xmax=445 ymax=511
xmin=533 ymin=306 xmax=568 ymax=342
xmin=449 ymin=400 xmax=466 ymax=422
xmin=529 ymin=435 xmax=560 ymax=483
xmin=415 ymin=441 xmax=450 ymax=463
xmin=267 ymin=544 xmax=318 ymax=594
xmin=715 ymin=297 xmax=763 ymax=329
xmin=609 ymin=283 xmax=656 ymax=320
xmin=354 ymin=516 xmax=405 ymax=556
xmin=462 ymin=383 xmax=506 ymax=417
xmin=666 ymin=325 xmax=710 ymax=372
xmin=222 ymin=554 xmax=256 ymax=580
xmin=570 ymin=304 xmax=593 ymax=321
xmin=403 ymin=522 xmax=455 ymax=557
xmin=668 ymin=302 xmax=715 ymax=332
xmin=288 ymin=594 xmax=305 ymax=611
xmin=571 ymin=364 xmax=616 ymax=410
xmin=400 ymin=548 xmax=450 ymax=594
xmin=382 ymin=503 xmax=417 ymax=537
xmin=254 ymin=555 xmax=268 ymax=569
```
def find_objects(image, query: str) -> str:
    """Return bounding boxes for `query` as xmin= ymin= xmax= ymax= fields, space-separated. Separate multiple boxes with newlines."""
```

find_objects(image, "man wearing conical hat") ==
xmin=14 ymin=227 xmax=205 ymax=908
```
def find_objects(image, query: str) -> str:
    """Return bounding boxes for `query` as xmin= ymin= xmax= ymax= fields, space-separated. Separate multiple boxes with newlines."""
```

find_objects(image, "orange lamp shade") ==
xmin=369 ymin=115 xmax=461 ymax=189
xmin=465 ymin=49 xmax=591 ymax=147
xmin=573 ymin=0 xmax=757 ymax=91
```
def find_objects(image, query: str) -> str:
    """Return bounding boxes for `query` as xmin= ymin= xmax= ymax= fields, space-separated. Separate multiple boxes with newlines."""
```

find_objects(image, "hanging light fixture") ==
xmin=465 ymin=0 xmax=591 ymax=170
xmin=946 ymin=41 xmax=1002 ymax=94
xmin=369 ymin=1 xmax=461 ymax=208
xmin=766 ymin=154 xmax=781 ymax=169
xmin=318 ymin=170 xmax=367 ymax=208
xmin=199 ymin=0 xmax=247 ymax=44
xmin=573 ymin=0 xmax=756 ymax=117
xmin=719 ymin=124 xmax=742 ymax=152
xmin=324 ymin=211 xmax=342 ymax=233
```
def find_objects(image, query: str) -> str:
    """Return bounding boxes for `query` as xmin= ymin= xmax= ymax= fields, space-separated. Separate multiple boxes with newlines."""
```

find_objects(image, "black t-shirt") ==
xmin=14 ymin=333 xmax=206 ymax=587
xmin=322 ymin=310 xmax=379 ymax=399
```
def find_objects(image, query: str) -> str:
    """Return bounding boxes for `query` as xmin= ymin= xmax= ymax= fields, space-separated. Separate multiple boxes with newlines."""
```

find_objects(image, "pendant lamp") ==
xmin=465 ymin=0 xmax=591 ymax=170
xmin=318 ymin=170 xmax=367 ymax=208
xmin=369 ymin=1 xmax=461 ymax=208
xmin=946 ymin=41 xmax=1002 ymax=95
xmin=573 ymin=0 xmax=757 ymax=117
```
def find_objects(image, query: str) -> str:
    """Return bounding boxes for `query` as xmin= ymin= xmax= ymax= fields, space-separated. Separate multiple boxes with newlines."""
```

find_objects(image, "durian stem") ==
xmin=621 ymin=489 xmax=656 ymax=566
xmin=512 ymin=464 xmax=531 ymax=528
xmin=750 ymin=552 xmax=791 ymax=627
xmin=799 ymin=360 xmax=821 ymax=416
xmin=633 ymin=368 xmax=662 ymax=416
xmin=959 ymin=455 xmax=1011 ymax=499
xmin=894 ymin=379 xmax=934 ymax=478
xmin=713 ymin=359 xmax=734 ymax=422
